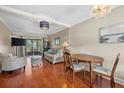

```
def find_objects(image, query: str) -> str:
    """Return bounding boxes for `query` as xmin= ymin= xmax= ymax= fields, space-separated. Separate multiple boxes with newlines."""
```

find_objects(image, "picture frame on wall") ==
xmin=100 ymin=22 xmax=124 ymax=43
xmin=54 ymin=37 xmax=61 ymax=45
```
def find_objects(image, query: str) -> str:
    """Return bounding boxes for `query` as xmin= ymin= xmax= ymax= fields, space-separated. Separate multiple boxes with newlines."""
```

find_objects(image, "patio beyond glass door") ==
xmin=26 ymin=39 xmax=43 ymax=56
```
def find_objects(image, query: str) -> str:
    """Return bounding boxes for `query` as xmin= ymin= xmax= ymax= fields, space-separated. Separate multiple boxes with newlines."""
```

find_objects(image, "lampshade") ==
xmin=40 ymin=21 xmax=49 ymax=30
xmin=62 ymin=42 xmax=69 ymax=47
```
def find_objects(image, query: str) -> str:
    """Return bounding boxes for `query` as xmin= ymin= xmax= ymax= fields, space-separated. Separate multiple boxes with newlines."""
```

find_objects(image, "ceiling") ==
xmin=0 ymin=5 xmax=101 ymax=37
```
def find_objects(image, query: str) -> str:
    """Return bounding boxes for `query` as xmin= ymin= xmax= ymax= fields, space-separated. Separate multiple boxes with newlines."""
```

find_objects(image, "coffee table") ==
xmin=31 ymin=55 xmax=42 ymax=66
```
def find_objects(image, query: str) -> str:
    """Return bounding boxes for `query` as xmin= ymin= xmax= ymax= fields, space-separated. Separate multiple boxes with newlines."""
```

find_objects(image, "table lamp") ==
xmin=62 ymin=41 xmax=69 ymax=50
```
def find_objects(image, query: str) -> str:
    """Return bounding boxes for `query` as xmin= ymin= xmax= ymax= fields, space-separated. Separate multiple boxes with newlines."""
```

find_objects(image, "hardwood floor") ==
xmin=0 ymin=57 xmax=123 ymax=88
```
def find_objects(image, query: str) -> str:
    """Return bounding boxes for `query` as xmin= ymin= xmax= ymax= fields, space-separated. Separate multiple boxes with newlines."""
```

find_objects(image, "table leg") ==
xmin=89 ymin=62 xmax=93 ymax=88
xmin=100 ymin=62 xmax=103 ymax=80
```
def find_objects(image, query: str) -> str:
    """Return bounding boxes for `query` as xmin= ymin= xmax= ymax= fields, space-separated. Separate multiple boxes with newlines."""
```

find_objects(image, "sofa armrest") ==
xmin=1 ymin=57 xmax=26 ymax=71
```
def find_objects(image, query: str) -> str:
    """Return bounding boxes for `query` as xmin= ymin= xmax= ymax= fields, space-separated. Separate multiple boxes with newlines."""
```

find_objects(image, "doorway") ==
xmin=25 ymin=39 xmax=43 ymax=56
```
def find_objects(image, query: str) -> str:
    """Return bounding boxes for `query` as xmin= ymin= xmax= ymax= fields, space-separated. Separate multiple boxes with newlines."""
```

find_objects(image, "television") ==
xmin=11 ymin=38 xmax=26 ymax=46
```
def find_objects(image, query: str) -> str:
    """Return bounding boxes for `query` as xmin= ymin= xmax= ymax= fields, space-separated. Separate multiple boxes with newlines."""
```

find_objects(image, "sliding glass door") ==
xmin=26 ymin=39 xmax=43 ymax=56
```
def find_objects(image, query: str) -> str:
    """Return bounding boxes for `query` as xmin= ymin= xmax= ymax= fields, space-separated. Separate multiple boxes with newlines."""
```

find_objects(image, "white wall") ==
xmin=68 ymin=6 xmax=124 ymax=77
xmin=0 ymin=19 xmax=12 ymax=54
xmin=48 ymin=29 xmax=69 ymax=48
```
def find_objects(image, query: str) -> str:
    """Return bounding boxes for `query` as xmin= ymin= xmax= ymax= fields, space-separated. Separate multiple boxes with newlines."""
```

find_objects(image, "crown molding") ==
xmin=0 ymin=6 xmax=71 ymax=28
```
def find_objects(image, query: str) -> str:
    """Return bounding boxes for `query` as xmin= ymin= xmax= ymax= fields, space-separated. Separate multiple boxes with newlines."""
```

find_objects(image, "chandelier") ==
xmin=92 ymin=5 xmax=112 ymax=17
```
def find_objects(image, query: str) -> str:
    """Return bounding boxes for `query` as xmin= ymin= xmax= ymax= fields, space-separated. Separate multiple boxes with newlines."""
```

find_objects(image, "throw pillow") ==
xmin=47 ymin=49 xmax=51 ymax=54
xmin=56 ymin=49 xmax=63 ymax=56
xmin=8 ymin=53 xmax=13 ymax=57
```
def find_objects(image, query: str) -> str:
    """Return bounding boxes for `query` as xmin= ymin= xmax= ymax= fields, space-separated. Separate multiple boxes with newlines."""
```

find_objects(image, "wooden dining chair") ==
xmin=63 ymin=49 xmax=79 ymax=71
xmin=93 ymin=53 xmax=120 ymax=88
xmin=81 ymin=62 xmax=102 ymax=80
xmin=63 ymin=49 xmax=85 ymax=84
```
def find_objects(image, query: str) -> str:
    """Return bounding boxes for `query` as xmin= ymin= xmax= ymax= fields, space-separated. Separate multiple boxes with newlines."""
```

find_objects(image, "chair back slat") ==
xmin=111 ymin=53 xmax=120 ymax=79
xmin=63 ymin=49 xmax=73 ymax=69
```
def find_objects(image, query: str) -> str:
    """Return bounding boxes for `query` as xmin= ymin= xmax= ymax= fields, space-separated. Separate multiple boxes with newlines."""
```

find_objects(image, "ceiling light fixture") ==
xmin=40 ymin=21 xmax=49 ymax=30
xmin=92 ymin=5 xmax=112 ymax=18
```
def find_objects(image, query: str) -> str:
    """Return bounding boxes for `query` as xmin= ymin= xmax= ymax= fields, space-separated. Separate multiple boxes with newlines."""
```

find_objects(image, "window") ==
xmin=55 ymin=37 xmax=61 ymax=45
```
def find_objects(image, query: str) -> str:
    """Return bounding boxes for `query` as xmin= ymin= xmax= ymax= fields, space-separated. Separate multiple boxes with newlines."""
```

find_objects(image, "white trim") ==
xmin=0 ymin=6 xmax=71 ymax=28
xmin=0 ymin=17 xmax=12 ymax=32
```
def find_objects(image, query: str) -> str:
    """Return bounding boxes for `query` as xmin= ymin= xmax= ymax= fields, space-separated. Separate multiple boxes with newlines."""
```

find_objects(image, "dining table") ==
xmin=72 ymin=54 xmax=104 ymax=88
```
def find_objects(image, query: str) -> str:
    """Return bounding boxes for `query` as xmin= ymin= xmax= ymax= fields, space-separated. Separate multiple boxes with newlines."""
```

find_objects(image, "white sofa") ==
xmin=44 ymin=48 xmax=64 ymax=64
xmin=0 ymin=54 xmax=26 ymax=72
xmin=44 ymin=52 xmax=63 ymax=64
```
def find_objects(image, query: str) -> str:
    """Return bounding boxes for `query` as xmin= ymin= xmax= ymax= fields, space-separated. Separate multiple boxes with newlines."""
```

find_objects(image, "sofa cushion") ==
xmin=0 ymin=53 xmax=14 ymax=58
xmin=8 ymin=53 xmax=13 ymax=57
xmin=47 ymin=48 xmax=59 ymax=54
xmin=56 ymin=49 xmax=63 ymax=56
xmin=47 ymin=49 xmax=52 ymax=54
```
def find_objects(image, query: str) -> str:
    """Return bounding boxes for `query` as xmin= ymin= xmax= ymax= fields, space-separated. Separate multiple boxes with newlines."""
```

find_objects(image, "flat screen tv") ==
xmin=11 ymin=38 xmax=26 ymax=46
